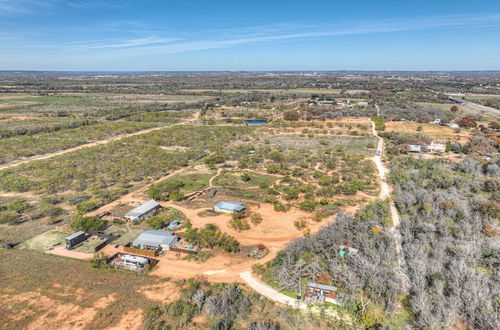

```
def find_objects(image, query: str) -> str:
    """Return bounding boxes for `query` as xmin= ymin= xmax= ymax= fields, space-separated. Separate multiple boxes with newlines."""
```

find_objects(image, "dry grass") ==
xmin=385 ymin=121 xmax=471 ymax=143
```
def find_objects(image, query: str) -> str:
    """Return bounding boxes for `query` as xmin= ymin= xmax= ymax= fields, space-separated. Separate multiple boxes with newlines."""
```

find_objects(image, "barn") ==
xmin=132 ymin=230 xmax=179 ymax=251
xmin=125 ymin=200 xmax=160 ymax=221
xmin=214 ymin=201 xmax=246 ymax=214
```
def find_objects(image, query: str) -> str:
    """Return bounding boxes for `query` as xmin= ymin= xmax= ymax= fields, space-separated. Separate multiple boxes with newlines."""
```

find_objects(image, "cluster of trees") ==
xmin=69 ymin=214 xmax=106 ymax=232
xmin=389 ymin=156 xmax=499 ymax=328
xmin=147 ymin=180 xmax=185 ymax=201
xmin=0 ymin=121 xmax=158 ymax=164
xmin=266 ymin=203 xmax=403 ymax=328
xmin=0 ymin=117 xmax=95 ymax=138
xmin=184 ymin=224 xmax=240 ymax=252
xmin=0 ymin=197 xmax=65 ymax=225
xmin=144 ymin=276 xmax=345 ymax=329
xmin=0 ymin=126 xmax=249 ymax=199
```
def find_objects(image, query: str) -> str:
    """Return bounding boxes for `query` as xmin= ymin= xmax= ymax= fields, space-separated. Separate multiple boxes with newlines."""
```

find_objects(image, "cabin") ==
xmin=65 ymin=231 xmax=87 ymax=249
xmin=132 ymin=230 xmax=179 ymax=251
xmin=305 ymin=282 xmax=337 ymax=304
xmin=125 ymin=200 xmax=160 ymax=221
xmin=214 ymin=201 xmax=246 ymax=214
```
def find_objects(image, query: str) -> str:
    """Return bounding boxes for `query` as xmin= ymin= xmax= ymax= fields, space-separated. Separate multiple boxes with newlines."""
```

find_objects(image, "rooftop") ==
xmin=215 ymin=201 xmax=245 ymax=211
xmin=133 ymin=230 xmax=177 ymax=247
xmin=307 ymin=282 xmax=337 ymax=291
xmin=125 ymin=200 xmax=160 ymax=218
xmin=66 ymin=231 xmax=85 ymax=240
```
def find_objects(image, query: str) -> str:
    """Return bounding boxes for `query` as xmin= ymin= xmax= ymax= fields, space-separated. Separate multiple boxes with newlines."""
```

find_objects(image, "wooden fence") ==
xmin=123 ymin=246 xmax=160 ymax=257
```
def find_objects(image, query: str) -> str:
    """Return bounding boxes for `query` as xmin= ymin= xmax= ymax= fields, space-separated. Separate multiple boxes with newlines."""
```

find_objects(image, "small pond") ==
xmin=244 ymin=120 xmax=268 ymax=125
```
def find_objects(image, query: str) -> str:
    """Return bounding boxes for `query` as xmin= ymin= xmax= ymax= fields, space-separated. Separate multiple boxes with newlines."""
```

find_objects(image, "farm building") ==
xmin=125 ymin=200 xmax=160 ymax=221
xmin=65 ymin=231 xmax=87 ymax=249
xmin=132 ymin=230 xmax=179 ymax=250
xmin=305 ymin=282 xmax=337 ymax=304
xmin=214 ymin=201 xmax=246 ymax=214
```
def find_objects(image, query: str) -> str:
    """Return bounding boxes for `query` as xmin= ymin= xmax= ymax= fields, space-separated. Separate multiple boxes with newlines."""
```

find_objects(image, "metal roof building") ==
xmin=214 ymin=201 xmax=246 ymax=213
xmin=125 ymin=200 xmax=160 ymax=221
xmin=132 ymin=230 xmax=178 ymax=250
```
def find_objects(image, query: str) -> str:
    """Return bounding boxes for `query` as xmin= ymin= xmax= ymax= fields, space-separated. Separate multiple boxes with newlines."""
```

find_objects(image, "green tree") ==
xmin=70 ymin=214 xmax=106 ymax=232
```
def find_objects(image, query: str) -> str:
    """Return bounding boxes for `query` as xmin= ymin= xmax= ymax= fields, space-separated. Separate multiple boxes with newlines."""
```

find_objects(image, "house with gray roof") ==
xmin=132 ymin=230 xmax=179 ymax=250
xmin=125 ymin=200 xmax=160 ymax=221
xmin=214 ymin=201 xmax=246 ymax=214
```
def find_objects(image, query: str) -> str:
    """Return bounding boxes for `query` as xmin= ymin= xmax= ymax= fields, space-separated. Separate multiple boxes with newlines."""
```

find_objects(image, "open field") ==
xmin=385 ymin=121 xmax=471 ymax=143
xmin=17 ymin=230 xmax=68 ymax=252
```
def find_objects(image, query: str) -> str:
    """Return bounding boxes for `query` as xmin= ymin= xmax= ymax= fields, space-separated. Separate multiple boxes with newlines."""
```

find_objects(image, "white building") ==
xmin=428 ymin=141 xmax=446 ymax=153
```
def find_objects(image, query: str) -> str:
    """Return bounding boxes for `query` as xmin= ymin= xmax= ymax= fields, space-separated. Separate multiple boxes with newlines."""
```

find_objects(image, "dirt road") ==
xmin=370 ymin=117 xmax=408 ymax=290
xmin=0 ymin=114 xmax=199 ymax=171
xmin=239 ymin=271 xmax=306 ymax=309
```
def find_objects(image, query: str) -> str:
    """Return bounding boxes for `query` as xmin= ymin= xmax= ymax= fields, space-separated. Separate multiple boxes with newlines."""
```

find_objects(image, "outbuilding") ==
xmin=305 ymin=282 xmax=337 ymax=304
xmin=214 ymin=201 xmax=246 ymax=214
xmin=65 ymin=231 xmax=87 ymax=249
xmin=132 ymin=230 xmax=179 ymax=250
xmin=408 ymin=145 xmax=422 ymax=153
xmin=125 ymin=200 xmax=160 ymax=221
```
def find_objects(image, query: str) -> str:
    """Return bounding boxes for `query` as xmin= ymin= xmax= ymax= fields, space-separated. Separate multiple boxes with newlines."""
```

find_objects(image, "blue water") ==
xmin=244 ymin=120 xmax=268 ymax=125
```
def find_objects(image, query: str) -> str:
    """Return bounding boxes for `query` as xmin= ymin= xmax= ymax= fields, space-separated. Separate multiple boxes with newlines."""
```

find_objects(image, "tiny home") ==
xmin=65 ymin=231 xmax=87 ymax=249
xmin=214 ymin=201 xmax=246 ymax=214
xmin=305 ymin=282 xmax=337 ymax=304
xmin=125 ymin=200 xmax=160 ymax=221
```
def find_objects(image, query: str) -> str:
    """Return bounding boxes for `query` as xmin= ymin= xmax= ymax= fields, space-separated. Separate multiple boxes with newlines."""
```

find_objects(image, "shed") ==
xmin=428 ymin=141 xmax=446 ymax=153
xmin=305 ymin=282 xmax=337 ymax=303
xmin=65 ymin=231 xmax=87 ymax=249
xmin=408 ymin=145 xmax=422 ymax=153
xmin=125 ymin=200 xmax=160 ymax=221
xmin=132 ymin=230 xmax=178 ymax=250
xmin=214 ymin=201 xmax=246 ymax=214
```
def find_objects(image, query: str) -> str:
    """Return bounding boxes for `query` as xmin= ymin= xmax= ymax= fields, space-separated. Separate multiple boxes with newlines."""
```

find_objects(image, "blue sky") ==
xmin=1 ymin=0 xmax=500 ymax=71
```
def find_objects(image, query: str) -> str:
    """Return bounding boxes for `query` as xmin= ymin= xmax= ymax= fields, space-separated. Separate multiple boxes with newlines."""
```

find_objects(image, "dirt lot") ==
xmin=385 ymin=121 xmax=471 ymax=143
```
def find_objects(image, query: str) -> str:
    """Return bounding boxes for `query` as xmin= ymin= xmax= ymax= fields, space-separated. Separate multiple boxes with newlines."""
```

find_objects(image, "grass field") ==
xmin=212 ymin=170 xmax=276 ymax=189
xmin=17 ymin=230 xmax=68 ymax=252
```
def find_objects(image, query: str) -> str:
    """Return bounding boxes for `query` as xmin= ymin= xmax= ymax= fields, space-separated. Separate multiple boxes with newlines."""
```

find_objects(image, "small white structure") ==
xmin=132 ymin=230 xmax=178 ymax=250
xmin=409 ymin=145 xmax=422 ymax=153
xmin=125 ymin=200 xmax=160 ymax=221
xmin=214 ymin=201 xmax=246 ymax=214
xmin=356 ymin=101 xmax=368 ymax=107
xmin=430 ymin=118 xmax=442 ymax=125
xmin=448 ymin=122 xmax=459 ymax=128
xmin=428 ymin=141 xmax=446 ymax=153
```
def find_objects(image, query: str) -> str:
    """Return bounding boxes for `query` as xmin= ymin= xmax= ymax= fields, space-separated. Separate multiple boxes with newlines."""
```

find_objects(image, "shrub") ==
xmin=70 ymin=214 xmax=106 ymax=232
xmin=241 ymin=173 xmax=252 ymax=182
xmin=294 ymin=220 xmax=306 ymax=230
xmin=299 ymin=200 xmax=317 ymax=212
xmin=146 ymin=215 xmax=170 ymax=229
xmin=229 ymin=218 xmax=250 ymax=232
xmin=250 ymin=213 xmax=263 ymax=225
